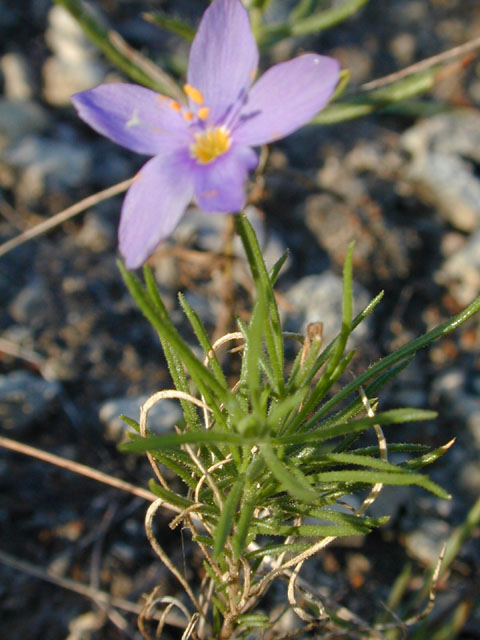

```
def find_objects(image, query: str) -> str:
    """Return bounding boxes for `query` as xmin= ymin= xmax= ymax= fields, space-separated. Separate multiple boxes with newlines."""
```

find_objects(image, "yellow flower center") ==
xmin=190 ymin=127 xmax=231 ymax=164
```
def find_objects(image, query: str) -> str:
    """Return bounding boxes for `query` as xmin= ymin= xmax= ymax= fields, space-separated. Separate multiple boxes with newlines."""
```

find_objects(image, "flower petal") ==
xmin=187 ymin=0 xmax=258 ymax=123
xmin=119 ymin=150 xmax=194 ymax=268
xmin=234 ymin=54 xmax=340 ymax=146
xmin=193 ymin=146 xmax=258 ymax=213
xmin=72 ymin=83 xmax=189 ymax=155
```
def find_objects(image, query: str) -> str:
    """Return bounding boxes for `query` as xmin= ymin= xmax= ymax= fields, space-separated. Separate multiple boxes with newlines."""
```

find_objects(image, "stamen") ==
xmin=169 ymin=100 xmax=182 ymax=112
xmin=197 ymin=107 xmax=210 ymax=121
xmin=183 ymin=111 xmax=194 ymax=122
xmin=184 ymin=84 xmax=204 ymax=105
xmin=190 ymin=127 xmax=231 ymax=164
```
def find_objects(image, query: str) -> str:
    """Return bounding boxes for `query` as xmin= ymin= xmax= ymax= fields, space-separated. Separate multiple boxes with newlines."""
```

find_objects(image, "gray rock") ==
xmin=3 ymin=135 xmax=91 ymax=201
xmin=402 ymin=112 xmax=480 ymax=231
xmin=435 ymin=229 xmax=480 ymax=306
xmin=0 ymin=52 xmax=34 ymax=100
xmin=281 ymin=272 xmax=371 ymax=346
xmin=0 ymin=99 xmax=49 ymax=151
xmin=0 ymin=371 xmax=60 ymax=432
xmin=99 ymin=395 xmax=183 ymax=442
xmin=8 ymin=280 xmax=56 ymax=330
xmin=404 ymin=518 xmax=450 ymax=566
xmin=43 ymin=5 xmax=106 ymax=106
xmin=430 ymin=369 xmax=480 ymax=450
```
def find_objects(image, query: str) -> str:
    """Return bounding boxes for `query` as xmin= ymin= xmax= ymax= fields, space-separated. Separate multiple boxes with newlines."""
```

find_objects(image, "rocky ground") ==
xmin=0 ymin=1 xmax=479 ymax=639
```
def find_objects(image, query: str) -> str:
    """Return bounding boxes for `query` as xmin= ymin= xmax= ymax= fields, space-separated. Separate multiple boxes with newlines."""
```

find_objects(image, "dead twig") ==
xmin=361 ymin=35 xmax=480 ymax=91
xmin=0 ymin=178 xmax=134 ymax=258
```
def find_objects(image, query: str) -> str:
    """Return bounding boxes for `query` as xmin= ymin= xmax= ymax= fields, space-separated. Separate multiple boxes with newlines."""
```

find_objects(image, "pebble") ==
xmin=43 ymin=5 xmax=106 ymax=106
xmin=435 ymin=229 xmax=480 ymax=306
xmin=0 ymin=370 xmax=60 ymax=432
xmin=404 ymin=518 xmax=450 ymax=566
xmin=281 ymin=272 xmax=371 ymax=346
xmin=0 ymin=99 xmax=49 ymax=152
xmin=8 ymin=280 xmax=56 ymax=330
xmin=99 ymin=395 xmax=183 ymax=442
xmin=3 ymin=135 xmax=92 ymax=201
xmin=402 ymin=111 xmax=480 ymax=231
xmin=0 ymin=52 xmax=34 ymax=100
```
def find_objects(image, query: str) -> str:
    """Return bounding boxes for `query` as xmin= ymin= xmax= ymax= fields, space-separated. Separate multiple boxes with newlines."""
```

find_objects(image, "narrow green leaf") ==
xmin=268 ymin=249 xmax=289 ymax=285
xmin=178 ymin=292 xmax=228 ymax=389
xmin=120 ymin=430 xmax=249 ymax=453
xmin=232 ymin=498 xmax=256 ymax=559
xmin=142 ymin=11 xmax=195 ymax=41
xmin=213 ymin=476 xmax=246 ymax=559
xmin=402 ymin=439 xmax=455 ymax=470
xmin=260 ymin=443 xmax=319 ymax=503
xmin=277 ymin=409 xmax=437 ymax=446
xmin=148 ymin=479 xmax=194 ymax=509
xmin=235 ymin=214 xmax=284 ymax=393
xmin=235 ymin=613 xmax=270 ymax=629
xmin=246 ymin=541 xmax=312 ymax=559
xmin=253 ymin=523 xmax=370 ymax=537
xmin=303 ymin=295 xmax=480 ymax=432
xmin=119 ymin=414 xmax=139 ymax=433
xmin=310 ymin=470 xmax=450 ymax=499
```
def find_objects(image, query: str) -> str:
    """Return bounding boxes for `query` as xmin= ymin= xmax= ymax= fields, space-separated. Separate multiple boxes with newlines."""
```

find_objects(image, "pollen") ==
xmin=183 ymin=111 xmax=194 ymax=122
xmin=190 ymin=127 xmax=231 ymax=164
xmin=184 ymin=84 xmax=204 ymax=105
xmin=169 ymin=100 xmax=182 ymax=112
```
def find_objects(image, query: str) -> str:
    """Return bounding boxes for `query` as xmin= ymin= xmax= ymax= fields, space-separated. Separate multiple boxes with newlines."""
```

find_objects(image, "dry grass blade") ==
xmin=0 ymin=549 xmax=186 ymax=628
xmin=145 ymin=499 xmax=203 ymax=616
xmin=0 ymin=178 xmax=134 ymax=258
xmin=0 ymin=435 xmax=157 ymax=503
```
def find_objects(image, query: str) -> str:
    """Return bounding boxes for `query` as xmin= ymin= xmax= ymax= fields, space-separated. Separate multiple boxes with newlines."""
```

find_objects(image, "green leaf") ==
xmin=142 ymin=11 xmax=195 ymax=41
xmin=235 ymin=214 xmax=284 ymax=394
xmin=119 ymin=414 xmax=139 ymax=433
xmin=277 ymin=409 xmax=437 ymax=446
xmin=213 ymin=475 xmax=246 ymax=560
xmin=148 ymin=479 xmax=194 ymax=509
xmin=260 ymin=442 xmax=319 ymax=503
xmin=309 ymin=470 xmax=450 ymax=499
xmin=303 ymin=295 xmax=480 ymax=432
xmin=178 ymin=292 xmax=228 ymax=389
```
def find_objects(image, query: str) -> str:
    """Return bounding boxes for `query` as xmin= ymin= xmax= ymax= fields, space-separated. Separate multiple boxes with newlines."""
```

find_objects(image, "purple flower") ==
xmin=72 ymin=0 xmax=340 ymax=269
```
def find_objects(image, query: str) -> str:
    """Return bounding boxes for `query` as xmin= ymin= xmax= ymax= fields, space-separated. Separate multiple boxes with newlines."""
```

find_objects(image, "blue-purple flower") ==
xmin=72 ymin=0 xmax=340 ymax=269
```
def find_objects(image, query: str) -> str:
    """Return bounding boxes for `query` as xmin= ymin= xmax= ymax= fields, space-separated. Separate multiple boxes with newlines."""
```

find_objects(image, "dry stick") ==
xmin=361 ymin=35 xmax=480 ymax=91
xmin=0 ymin=435 xmax=158 ymax=504
xmin=0 ymin=178 xmax=134 ymax=258
xmin=0 ymin=549 xmax=186 ymax=629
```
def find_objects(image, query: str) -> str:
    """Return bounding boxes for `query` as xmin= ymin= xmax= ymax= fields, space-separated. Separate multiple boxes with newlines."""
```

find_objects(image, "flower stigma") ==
xmin=190 ymin=126 xmax=232 ymax=164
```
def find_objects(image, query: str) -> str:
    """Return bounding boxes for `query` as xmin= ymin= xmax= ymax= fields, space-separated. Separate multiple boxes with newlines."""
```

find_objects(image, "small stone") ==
xmin=435 ymin=229 xmax=480 ymax=306
xmin=4 ymin=135 xmax=92 ymax=201
xmin=0 ymin=99 xmax=49 ymax=151
xmin=0 ymin=371 xmax=60 ymax=433
xmin=67 ymin=612 xmax=102 ymax=640
xmin=42 ymin=5 xmax=106 ymax=106
xmin=8 ymin=280 xmax=55 ymax=330
xmin=402 ymin=112 xmax=480 ymax=231
xmin=0 ymin=52 xmax=34 ymax=100
xmin=99 ymin=395 xmax=183 ymax=441
xmin=405 ymin=518 xmax=450 ymax=566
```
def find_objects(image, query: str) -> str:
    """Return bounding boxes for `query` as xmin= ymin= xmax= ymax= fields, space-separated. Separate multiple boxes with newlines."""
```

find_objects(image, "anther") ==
xmin=184 ymin=84 xmax=204 ymax=105
xmin=197 ymin=107 xmax=210 ymax=121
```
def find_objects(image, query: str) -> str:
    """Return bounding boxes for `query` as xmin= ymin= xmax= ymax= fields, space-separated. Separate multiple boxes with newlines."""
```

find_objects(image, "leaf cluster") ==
xmin=118 ymin=215 xmax=480 ymax=636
